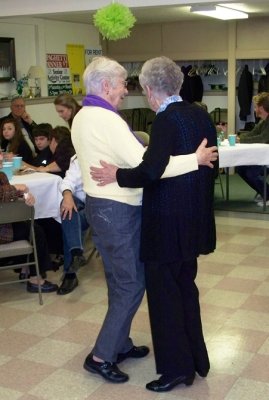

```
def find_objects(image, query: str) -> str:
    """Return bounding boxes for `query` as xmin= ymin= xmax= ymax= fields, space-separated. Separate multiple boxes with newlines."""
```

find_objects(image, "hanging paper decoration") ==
xmin=93 ymin=2 xmax=136 ymax=41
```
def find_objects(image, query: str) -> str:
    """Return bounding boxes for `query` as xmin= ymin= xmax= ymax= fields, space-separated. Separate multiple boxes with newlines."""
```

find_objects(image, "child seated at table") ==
xmin=31 ymin=123 xmax=53 ymax=167
xmin=23 ymin=126 xmax=75 ymax=178
xmin=0 ymin=118 xmax=33 ymax=163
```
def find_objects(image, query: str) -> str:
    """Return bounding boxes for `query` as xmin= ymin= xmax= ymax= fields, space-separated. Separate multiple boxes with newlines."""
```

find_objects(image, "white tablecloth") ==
xmin=11 ymin=172 xmax=62 ymax=221
xmin=219 ymin=142 xmax=269 ymax=168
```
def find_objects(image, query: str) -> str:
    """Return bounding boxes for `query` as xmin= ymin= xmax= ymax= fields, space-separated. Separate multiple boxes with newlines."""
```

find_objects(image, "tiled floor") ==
xmin=0 ymin=211 xmax=269 ymax=400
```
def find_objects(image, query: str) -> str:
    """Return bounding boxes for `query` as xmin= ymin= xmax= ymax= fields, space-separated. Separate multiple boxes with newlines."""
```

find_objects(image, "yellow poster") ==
xmin=66 ymin=44 xmax=85 ymax=95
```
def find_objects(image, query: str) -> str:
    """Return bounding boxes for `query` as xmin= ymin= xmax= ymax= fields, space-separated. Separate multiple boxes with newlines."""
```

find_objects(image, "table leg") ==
xmin=225 ymin=167 xmax=230 ymax=201
xmin=263 ymin=165 xmax=267 ymax=211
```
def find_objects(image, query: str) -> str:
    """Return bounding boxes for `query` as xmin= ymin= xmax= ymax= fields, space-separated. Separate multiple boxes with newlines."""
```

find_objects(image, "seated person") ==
xmin=58 ymin=155 xmax=89 ymax=295
xmin=30 ymin=123 xmax=53 ymax=167
xmin=24 ymin=126 xmax=75 ymax=178
xmin=236 ymin=92 xmax=269 ymax=206
xmin=0 ymin=96 xmax=37 ymax=157
xmin=0 ymin=171 xmax=58 ymax=293
xmin=0 ymin=118 xmax=33 ymax=163
xmin=30 ymin=127 xmax=75 ymax=258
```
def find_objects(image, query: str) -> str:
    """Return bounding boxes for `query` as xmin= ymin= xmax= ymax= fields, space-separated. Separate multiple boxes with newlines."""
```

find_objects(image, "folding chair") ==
xmin=0 ymin=200 xmax=43 ymax=305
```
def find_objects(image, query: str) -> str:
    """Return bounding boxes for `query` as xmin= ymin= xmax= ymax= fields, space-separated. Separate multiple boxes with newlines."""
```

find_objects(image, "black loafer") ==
xmin=196 ymin=368 xmax=209 ymax=378
xmin=117 ymin=345 xmax=150 ymax=363
xmin=146 ymin=373 xmax=195 ymax=392
xmin=57 ymin=275 xmax=78 ymax=295
xmin=83 ymin=353 xmax=129 ymax=383
xmin=27 ymin=280 xmax=58 ymax=293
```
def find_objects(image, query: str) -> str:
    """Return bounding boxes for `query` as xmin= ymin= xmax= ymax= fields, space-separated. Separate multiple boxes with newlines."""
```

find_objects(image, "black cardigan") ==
xmin=117 ymin=101 xmax=217 ymax=263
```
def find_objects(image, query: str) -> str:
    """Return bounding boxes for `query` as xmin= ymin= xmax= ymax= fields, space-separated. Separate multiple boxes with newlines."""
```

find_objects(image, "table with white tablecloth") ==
xmin=218 ymin=142 xmax=269 ymax=209
xmin=11 ymin=172 xmax=63 ymax=221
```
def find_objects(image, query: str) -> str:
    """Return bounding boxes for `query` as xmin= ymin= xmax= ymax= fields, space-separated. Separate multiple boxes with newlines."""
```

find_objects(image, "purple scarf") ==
xmin=82 ymin=94 xmax=144 ymax=145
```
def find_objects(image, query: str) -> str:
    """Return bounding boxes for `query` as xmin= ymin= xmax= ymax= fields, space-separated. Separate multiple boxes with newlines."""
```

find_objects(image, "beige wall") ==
xmin=104 ymin=17 xmax=269 ymax=61
xmin=104 ymin=17 xmax=269 ymax=132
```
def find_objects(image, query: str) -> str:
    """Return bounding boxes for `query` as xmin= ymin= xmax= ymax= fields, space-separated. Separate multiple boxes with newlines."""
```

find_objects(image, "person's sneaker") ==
xmin=68 ymin=255 xmax=87 ymax=273
xmin=27 ymin=280 xmax=58 ymax=293
xmin=257 ymin=200 xmax=269 ymax=207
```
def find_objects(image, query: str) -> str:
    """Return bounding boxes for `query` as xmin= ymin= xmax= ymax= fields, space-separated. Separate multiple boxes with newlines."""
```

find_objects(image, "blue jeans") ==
xmin=236 ymin=165 xmax=269 ymax=199
xmin=85 ymin=195 xmax=145 ymax=362
xmin=61 ymin=196 xmax=89 ymax=272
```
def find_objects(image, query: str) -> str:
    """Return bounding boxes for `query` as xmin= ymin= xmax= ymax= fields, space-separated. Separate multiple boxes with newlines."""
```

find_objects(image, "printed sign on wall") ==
xmin=85 ymin=47 xmax=102 ymax=67
xmin=46 ymin=53 xmax=72 ymax=96
xmin=66 ymin=44 xmax=85 ymax=95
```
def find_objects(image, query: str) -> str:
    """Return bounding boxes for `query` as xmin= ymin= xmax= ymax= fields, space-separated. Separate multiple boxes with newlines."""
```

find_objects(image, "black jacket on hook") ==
xmin=180 ymin=65 xmax=203 ymax=103
xmin=238 ymin=65 xmax=253 ymax=121
xmin=258 ymin=63 xmax=269 ymax=93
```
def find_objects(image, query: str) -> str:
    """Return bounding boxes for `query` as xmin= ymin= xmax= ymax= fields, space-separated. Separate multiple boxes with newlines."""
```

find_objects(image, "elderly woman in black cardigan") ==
xmin=91 ymin=56 xmax=217 ymax=392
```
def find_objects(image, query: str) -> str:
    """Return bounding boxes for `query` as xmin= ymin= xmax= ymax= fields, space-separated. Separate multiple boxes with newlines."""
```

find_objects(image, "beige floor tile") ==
xmin=75 ymin=304 xmax=107 ymax=324
xmin=250 ymin=245 xmax=269 ymax=257
xmin=241 ymin=294 xmax=269 ymax=313
xmin=207 ymin=343 xmax=254 ymax=375
xmin=40 ymin=299 xmax=92 ymax=319
xmin=225 ymin=377 xmax=269 ymax=400
xmin=214 ymin=277 xmax=261 ymax=293
xmin=29 ymin=369 xmax=102 ymax=400
xmin=227 ymin=265 xmax=269 ymax=281
xmin=0 ymin=330 xmax=41 ymax=356
xmin=202 ymin=289 xmax=249 ymax=309
xmin=225 ymin=309 xmax=269 ymax=332
xmin=241 ymin=354 xmax=269 ymax=382
xmin=229 ymin=234 xmax=266 ymax=246
xmin=258 ymin=337 xmax=269 ymax=355
xmin=78 ymin=286 xmax=108 ymax=304
xmin=0 ymin=387 xmax=22 ymax=400
xmin=196 ymin=272 xmax=224 ymax=289
xmin=0 ymin=354 xmax=12 ymax=366
xmin=0 ymin=359 xmax=56 ymax=391
xmin=84 ymin=383 xmax=159 ymax=400
xmin=217 ymin=242 xmax=256 ymax=254
xmin=18 ymin=338 xmax=85 ymax=367
xmin=50 ymin=320 xmax=101 ymax=346
xmin=209 ymin=326 xmax=268 ymax=353
xmin=10 ymin=313 xmax=69 ymax=337
xmin=199 ymin=261 xmax=235 ymax=276
xmin=0 ymin=305 xmax=30 ymax=329
xmin=254 ymin=282 xmax=269 ymax=296
xmin=239 ymin=254 xmax=269 ymax=268
xmin=203 ymin=251 xmax=248 ymax=266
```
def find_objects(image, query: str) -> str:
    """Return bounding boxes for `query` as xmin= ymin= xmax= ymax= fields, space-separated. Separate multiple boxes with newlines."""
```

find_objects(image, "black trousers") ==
xmin=12 ymin=221 xmax=51 ymax=276
xmin=145 ymin=258 xmax=209 ymax=376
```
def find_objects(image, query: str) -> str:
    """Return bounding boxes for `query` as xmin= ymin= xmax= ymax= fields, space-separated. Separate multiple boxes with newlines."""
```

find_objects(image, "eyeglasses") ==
xmin=122 ymin=80 xmax=128 ymax=88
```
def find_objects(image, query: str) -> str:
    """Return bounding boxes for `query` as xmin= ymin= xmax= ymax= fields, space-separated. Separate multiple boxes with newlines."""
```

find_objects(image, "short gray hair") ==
xmin=139 ymin=56 xmax=184 ymax=96
xmin=83 ymin=56 xmax=127 ymax=95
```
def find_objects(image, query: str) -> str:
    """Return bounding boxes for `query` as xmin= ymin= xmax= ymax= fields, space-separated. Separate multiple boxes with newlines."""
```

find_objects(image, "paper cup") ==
xmin=228 ymin=134 xmax=236 ymax=146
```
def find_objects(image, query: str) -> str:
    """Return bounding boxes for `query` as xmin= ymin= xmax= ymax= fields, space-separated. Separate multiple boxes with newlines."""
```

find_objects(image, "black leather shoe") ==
xmin=196 ymin=368 xmax=209 ymax=378
xmin=27 ymin=280 xmax=58 ymax=293
xmin=83 ymin=353 xmax=129 ymax=383
xmin=117 ymin=345 xmax=150 ymax=363
xmin=146 ymin=373 xmax=195 ymax=392
xmin=57 ymin=275 xmax=78 ymax=295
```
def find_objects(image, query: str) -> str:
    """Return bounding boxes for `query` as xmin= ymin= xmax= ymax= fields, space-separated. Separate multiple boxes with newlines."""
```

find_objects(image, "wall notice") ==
xmin=46 ymin=53 xmax=73 ymax=96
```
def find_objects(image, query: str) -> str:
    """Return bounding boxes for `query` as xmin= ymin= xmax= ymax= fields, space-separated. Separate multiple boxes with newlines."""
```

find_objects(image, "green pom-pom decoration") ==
xmin=93 ymin=3 xmax=136 ymax=41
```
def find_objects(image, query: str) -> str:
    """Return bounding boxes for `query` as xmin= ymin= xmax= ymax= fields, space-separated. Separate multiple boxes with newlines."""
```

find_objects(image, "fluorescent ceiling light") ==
xmin=190 ymin=5 xmax=248 ymax=20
